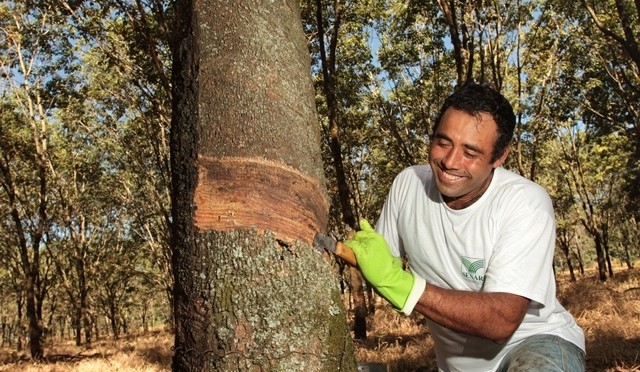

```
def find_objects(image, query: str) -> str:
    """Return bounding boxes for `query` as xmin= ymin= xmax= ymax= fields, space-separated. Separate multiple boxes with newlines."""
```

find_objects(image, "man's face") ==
xmin=429 ymin=108 xmax=509 ymax=209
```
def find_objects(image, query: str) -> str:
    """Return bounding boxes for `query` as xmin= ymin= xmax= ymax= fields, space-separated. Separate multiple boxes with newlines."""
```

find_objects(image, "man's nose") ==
xmin=441 ymin=148 xmax=463 ymax=169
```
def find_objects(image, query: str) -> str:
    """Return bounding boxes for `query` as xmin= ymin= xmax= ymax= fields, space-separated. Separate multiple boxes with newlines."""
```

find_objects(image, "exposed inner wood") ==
xmin=194 ymin=156 xmax=328 ymax=244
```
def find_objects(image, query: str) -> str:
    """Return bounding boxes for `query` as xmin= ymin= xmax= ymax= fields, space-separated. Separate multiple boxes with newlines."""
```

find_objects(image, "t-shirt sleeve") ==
xmin=482 ymin=193 xmax=556 ymax=307
xmin=375 ymin=168 xmax=423 ymax=258
xmin=375 ymin=177 xmax=404 ymax=258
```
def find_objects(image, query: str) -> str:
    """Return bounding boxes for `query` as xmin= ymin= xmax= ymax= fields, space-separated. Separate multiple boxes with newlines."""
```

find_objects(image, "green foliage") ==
xmin=1 ymin=0 xmax=638 ymax=352
xmin=0 ymin=0 xmax=173 ymax=349
xmin=301 ymin=0 xmax=639 ymax=279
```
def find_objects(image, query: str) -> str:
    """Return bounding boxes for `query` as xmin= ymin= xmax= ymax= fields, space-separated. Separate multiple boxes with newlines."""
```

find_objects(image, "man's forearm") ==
xmin=413 ymin=284 xmax=530 ymax=344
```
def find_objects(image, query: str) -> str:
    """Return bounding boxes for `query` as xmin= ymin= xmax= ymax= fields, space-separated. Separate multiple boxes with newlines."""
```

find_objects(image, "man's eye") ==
xmin=465 ymin=152 xmax=479 ymax=159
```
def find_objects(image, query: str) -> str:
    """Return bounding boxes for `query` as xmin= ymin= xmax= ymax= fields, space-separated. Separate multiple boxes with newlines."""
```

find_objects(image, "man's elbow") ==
xmin=488 ymin=295 xmax=529 ymax=344
xmin=490 ymin=329 xmax=516 ymax=345
xmin=488 ymin=318 xmax=522 ymax=344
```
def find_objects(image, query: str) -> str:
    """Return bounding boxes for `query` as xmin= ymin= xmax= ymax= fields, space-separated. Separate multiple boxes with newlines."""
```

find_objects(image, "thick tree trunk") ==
xmin=170 ymin=0 xmax=356 ymax=370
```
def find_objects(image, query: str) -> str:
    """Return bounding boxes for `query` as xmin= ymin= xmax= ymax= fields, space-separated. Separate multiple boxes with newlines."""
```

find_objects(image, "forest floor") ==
xmin=0 ymin=265 xmax=638 ymax=372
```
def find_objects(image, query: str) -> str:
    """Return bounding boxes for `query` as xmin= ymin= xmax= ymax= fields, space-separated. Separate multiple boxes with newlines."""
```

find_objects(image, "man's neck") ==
xmin=443 ymin=169 xmax=495 ymax=210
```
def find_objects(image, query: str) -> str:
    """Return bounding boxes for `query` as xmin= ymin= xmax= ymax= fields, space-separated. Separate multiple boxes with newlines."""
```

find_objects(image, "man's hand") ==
xmin=344 ymin=219 xmax=415 ymax=310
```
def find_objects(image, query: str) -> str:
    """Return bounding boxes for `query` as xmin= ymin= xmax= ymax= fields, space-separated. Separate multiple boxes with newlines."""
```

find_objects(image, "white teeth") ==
xmin=443 ymin=172 xmax=462 ymax=181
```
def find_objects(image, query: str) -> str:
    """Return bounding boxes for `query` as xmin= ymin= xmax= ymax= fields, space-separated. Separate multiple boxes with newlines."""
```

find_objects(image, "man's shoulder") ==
xmin=396 ymin=165 xmax=432 ymax=182
xmin=495 ymin=167 xmax=548 ymax=192
xmin=388 ymin=165 xmax=435 ymax=202
xmin=493 ymin=168 xmax=552 ymax=210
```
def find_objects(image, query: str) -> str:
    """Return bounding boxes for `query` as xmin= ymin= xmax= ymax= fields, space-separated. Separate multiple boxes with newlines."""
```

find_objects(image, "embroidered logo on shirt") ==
xmin=460 ymin=256 xmax=485 ymax=284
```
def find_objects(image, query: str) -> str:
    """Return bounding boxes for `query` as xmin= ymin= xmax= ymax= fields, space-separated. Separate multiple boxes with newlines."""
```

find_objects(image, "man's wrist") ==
xmin=400 ymin=274 xmax=426 ymax=315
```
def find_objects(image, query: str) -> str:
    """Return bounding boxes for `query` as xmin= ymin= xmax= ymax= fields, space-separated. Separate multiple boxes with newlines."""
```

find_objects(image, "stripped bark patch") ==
xmin=194 ymin=156 xmax=328 ymax=243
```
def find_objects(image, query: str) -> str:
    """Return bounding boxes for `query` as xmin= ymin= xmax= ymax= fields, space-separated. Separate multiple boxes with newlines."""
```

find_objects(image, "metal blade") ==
xmin=312 ymin=232 xmax=337 ymax=254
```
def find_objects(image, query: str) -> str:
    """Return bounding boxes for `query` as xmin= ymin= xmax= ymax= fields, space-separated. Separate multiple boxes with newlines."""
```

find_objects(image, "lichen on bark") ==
xmin=171 ymin=0 xmax=357 ymax=370
xmin=198 ymin=229 xmax=355 ymax=371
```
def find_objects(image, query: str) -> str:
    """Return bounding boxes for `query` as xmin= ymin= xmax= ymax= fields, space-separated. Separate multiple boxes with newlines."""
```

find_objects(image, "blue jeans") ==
xmin=497 ymin=334 xmax=585 ymax=372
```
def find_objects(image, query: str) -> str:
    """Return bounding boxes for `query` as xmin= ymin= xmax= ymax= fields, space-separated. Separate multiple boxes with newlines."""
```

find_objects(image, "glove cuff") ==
xmin=400 ymin=274 xmax=426 ymax=316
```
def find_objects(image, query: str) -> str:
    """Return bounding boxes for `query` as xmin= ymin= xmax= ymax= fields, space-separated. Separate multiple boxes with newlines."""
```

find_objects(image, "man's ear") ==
xmin=492 ymin=145 xmax=511 ymax=168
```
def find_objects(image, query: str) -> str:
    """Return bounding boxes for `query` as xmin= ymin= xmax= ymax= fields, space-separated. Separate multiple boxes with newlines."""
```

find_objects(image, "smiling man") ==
xmin=344 ymin=83 xmax=585 ymax=371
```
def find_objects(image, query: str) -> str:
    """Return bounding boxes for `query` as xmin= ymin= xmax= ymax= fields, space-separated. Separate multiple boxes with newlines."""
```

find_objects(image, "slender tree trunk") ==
xmin=2 ymin=322 xmax=6 ymax=348
xmin=3 ymin=175 xmax=46 ymax=359
xmin=604 ymin=243 xmax=614 ymax=277
xmin=74 ymin=307 xmax=82 ymax=346
xmin=575 ymin=239 xmax=585 ymax=275
xmin=438 ymin=0 xmax=475 ymax=85
xmin=560 ymin=243 xmax=576 ymax=282
xmin=314 ymin=0 xmax=356 ymax=229
xmin=93 ymin=315 xmax=99 ymax=340
xmin=620 ymin=242 xmax=633 ymax=269
xmin=142 ymin=303 xmax=149 ymax=334
xmin=557 ymin=227 xmax=576 ymax=281
xmin=314 ymin=0 xmax=368 ymax=341
xmin=170 ymin=0 xmax=356 ymax=370
xmin=26 ymin=274 xmax=43 ymax=359
xmin=82 ymin=306 xmax=92 ymax=349
xmin=109 ymin=300 xmax=119 ymax=339
xmin=566 ymin=253 xmax=576 ymax=282
xmin=594 ymin=234 xmax=607 ymax=281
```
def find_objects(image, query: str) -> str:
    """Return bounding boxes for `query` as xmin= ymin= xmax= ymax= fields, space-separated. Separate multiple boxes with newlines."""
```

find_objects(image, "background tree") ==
xmin=1 ymin=0 xmax=173 ymax=356
xmin=1 ymin=0 xmax=639 ymax=364
xmin=557 ymin=0 xmax=640 ymax=219
xmin=300 ymin=0 xmax=386 ymax=341
xmin=0 ymin=2 xmax=63 ymax=358
xmin=57 ymin=0 xmax=176 ymax=323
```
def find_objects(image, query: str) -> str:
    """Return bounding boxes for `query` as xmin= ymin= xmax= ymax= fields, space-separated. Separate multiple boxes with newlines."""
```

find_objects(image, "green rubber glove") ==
xmin=344 ymin=219 xmax=415 ymax=310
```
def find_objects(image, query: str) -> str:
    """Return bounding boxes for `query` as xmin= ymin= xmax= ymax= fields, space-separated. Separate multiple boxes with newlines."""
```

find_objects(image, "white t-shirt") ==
xmin=376 ymin=165 xmax=585 ymax=372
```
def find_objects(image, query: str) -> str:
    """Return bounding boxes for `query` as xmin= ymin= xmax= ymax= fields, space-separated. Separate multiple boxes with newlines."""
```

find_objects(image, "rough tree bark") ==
xmin=170 ymin=0 xmax=356 ymax=370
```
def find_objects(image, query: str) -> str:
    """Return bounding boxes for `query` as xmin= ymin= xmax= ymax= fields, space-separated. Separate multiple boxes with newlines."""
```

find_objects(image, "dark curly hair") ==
xmin=432 ymin=82 xmax=516 ymax=163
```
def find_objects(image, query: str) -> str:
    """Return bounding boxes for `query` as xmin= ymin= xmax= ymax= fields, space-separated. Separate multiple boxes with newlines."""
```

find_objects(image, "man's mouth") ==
xmin=442 ymin=171 xmax=463 ymax=181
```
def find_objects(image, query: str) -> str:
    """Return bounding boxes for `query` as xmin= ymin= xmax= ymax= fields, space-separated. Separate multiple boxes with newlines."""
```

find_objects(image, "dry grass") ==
xmin=0 ymin=266 xmax=638 ymax=371
xmin=557 ymin=267 xmax=640 ymax=372
xmin=0 ymin=331 xmax=173 ymax=372
xmin=354 ymin=299 xmax=437 ymax=371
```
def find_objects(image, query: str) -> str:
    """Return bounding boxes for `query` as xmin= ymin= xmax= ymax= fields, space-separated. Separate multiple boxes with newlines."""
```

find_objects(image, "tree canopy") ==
xmin=0 ymin=0 xmax=638 ymax=358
